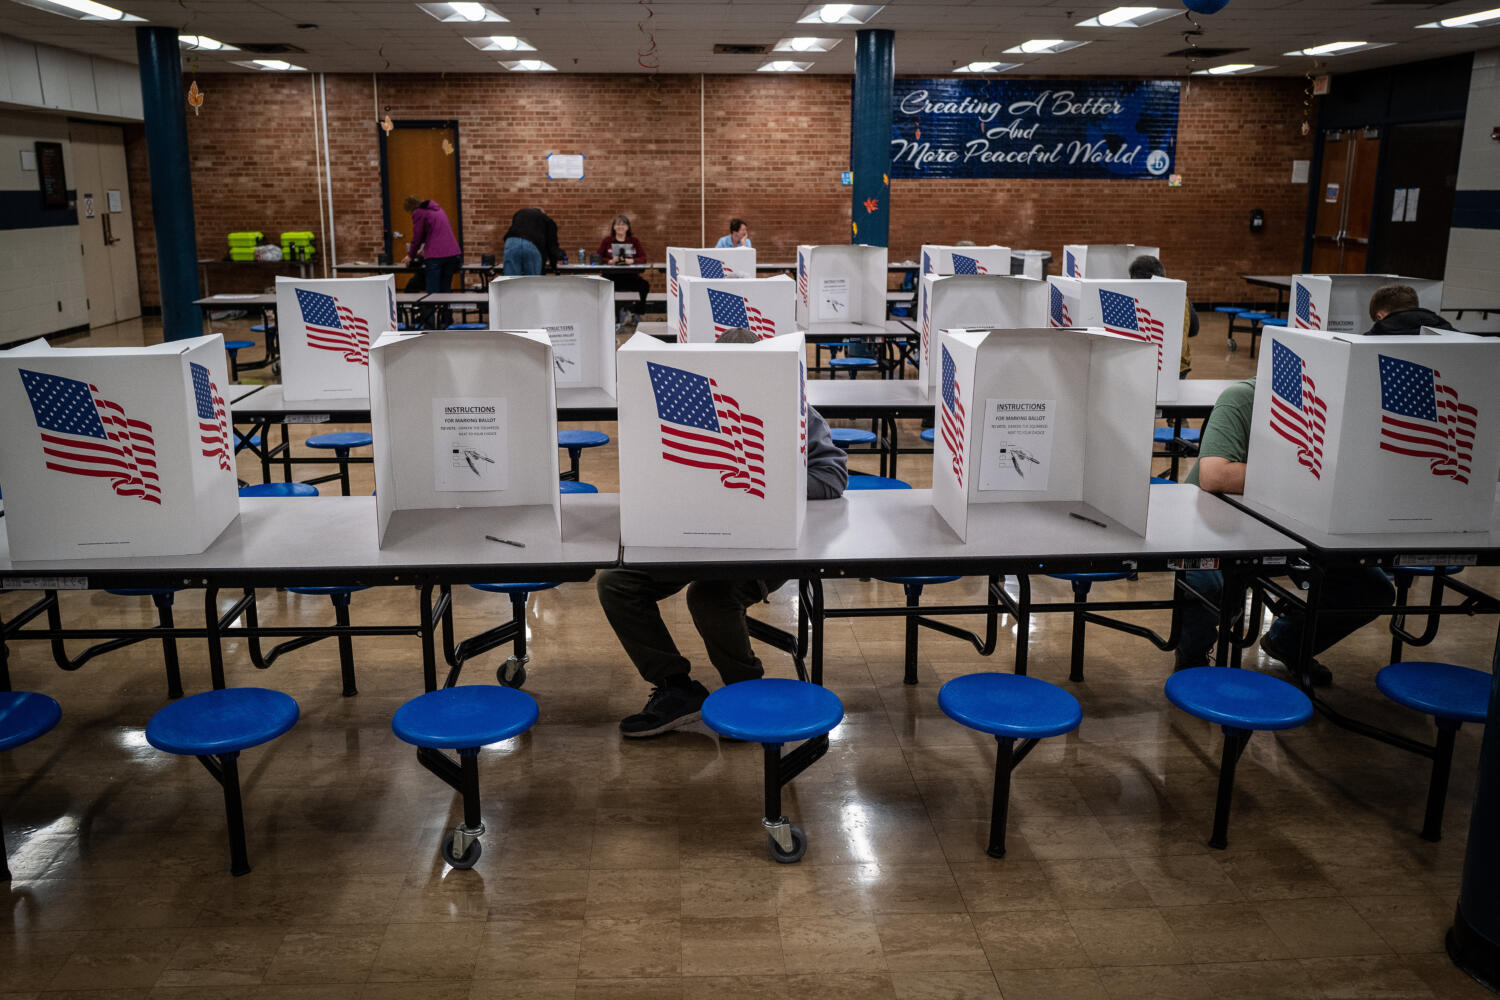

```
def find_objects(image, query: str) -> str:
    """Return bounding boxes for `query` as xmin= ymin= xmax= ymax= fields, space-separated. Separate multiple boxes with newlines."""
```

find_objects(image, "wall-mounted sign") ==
xmin=35 ymin=141 xmax=66 ymax=209
xmin=890 ymin=78 xmax=1180 ymax=180
xmin=546 ymin=153 xmax=585 ymax=180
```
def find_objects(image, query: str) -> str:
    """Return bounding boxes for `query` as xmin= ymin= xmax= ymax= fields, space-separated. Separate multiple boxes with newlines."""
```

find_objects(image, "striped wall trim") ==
xmin=0 ymin=189 xmax=79 ymax=231
xmin=1453 ymin=190 xmax=1500 ymax=230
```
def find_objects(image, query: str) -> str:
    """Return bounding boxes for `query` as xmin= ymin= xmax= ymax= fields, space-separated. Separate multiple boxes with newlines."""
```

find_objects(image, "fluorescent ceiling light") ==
xmin=500 ymin=58 xmax=555 ymax=71
xmin=236 ymin=58 xmax=306 ymax=71
xmin=956 ymin=61 xmax=1021 ymax=73
xmin=1418 ymin=6 xmax=1500 ymax=26
xmin=1284 ymin=40 xmax=1388 ymax=56
xmin=796 ymin=4 xmax=882 ymax=25
xmin=465 ymin=35 xmax=535 ymax=51
xmin=12 ymin=0 xmax=144 ymax=21
xmin=416 ymin=2 xmax=508 ymax=23
xmin=775 ymin=36 xmax=840 ymax=52
xmin=1004 ymin=39 xmax=1090 ymax=54
xmin=758 ymin=60 xmax=813 ymax=72
xmin=1077 ymin=6 xmax=1179 ymax=27
xmin=1190 ymin=63 xmax=1272 ymax=75
xmin=179 ymin=35 xmax=238 ymax=51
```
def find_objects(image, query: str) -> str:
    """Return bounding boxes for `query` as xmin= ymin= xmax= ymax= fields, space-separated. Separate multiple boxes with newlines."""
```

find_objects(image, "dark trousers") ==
xmin=420 ymin=255 xmax=462 ymax=328
xmin=605 ymin=271 xmax=650 ymax=312
xmin=596 ymin=568 xmax=784 ymax=687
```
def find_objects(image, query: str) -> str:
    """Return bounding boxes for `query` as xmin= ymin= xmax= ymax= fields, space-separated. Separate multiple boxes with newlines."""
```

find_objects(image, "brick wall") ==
xmin=129 ymin=72 xmax=1312 ymax=306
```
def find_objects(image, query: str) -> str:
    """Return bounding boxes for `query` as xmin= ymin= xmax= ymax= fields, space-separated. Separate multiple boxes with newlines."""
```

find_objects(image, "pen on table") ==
xmin=485 ymin=535 xmax=526 ymax=548
xmin=1068 ymin=512 xmax=1109 ymax=529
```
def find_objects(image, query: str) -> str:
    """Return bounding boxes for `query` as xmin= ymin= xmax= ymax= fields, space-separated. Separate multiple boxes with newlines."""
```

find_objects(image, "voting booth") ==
xmin=677 ymin=275 xmax=796 ymax=343
xmin=665 ymin=246 xmax=756 ymax=341
xmin=796 ymin=244 xmax=888 ymax=332
xmin=617 ymin=331 xmax=807 ymax=548
xmin=0 ymin=335 xmax=239 ymax=560
xmin=1244 ymin=327 xmax=1500 ymax=534
xmin=931 ymin=328 xmax=1156 ymax=542
xmin=368 ymin=329 xmax=562 ymax=547
xmin=1289 ymin=274 xmax=1444 ymax=333
xmin=919 ymin=245 xmax=1012 ymax=277
xmin=488 ymin=274 xmax=616 ymax=394
xmin=1046 ymin=276 xmax=1186 ymax=401
xmin=275 ymin=274 xmax=395 ymax=402
xmin=918 ymin=274 xmax=1049 ymax=393
xmin=1061 ymin=244 xmax=1160 ymax=279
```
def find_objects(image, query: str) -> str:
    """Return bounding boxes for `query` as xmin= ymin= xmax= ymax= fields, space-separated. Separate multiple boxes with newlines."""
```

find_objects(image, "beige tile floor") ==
xmin=1 ymin=313 xmax=1496 ymax=998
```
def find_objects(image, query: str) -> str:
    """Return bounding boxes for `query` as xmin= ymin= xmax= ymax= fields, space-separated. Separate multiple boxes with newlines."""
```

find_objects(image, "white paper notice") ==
xmin=1290 ymin=159 xmax=1310 ymax=184
xmin=1392 ymin=188 xmax=1407 ymax=222
xmin=978 ymin=398 xmax=1055 ymax=492
xmin=817 ymin=277 xmax=850 ymax=320
xmin=1404 ymin=187 xmax=1419 ymax=222
xmin=545 ymin=324 xmax=581 ymax=385
xmin=546 ymin=154 xmax=585 ymax=180
xmin=433 ymin=396 xmax=508 ymax=492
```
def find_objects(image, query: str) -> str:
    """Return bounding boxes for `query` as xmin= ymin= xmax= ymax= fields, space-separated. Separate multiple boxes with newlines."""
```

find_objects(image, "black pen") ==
xmin=486 ymin=535 xmax=526 ymax=548
xmin=1068 ymin=512 xmax=1108 ymax=529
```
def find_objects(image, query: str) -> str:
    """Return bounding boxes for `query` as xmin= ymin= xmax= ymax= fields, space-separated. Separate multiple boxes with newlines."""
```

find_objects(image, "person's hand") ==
xmin=400 ymin=256 xmax=411 ymax=267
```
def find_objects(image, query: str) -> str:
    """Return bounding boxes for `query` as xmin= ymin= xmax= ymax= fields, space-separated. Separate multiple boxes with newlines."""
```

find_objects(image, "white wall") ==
xmin=1443 ymin=48 xmax=1500 ymax=331
xmin=0 ymin=111 xmax=87 ymax=345
xmin=0 ymin=33 xmax=142 ymax=121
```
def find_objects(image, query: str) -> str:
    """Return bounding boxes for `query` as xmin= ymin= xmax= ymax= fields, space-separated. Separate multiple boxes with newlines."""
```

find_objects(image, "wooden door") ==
xmin=1371 ymin=119 xmax=1463 ymax=279
xmin=381 ymin=121 xmax=461 ymax=284
xmin=1341 ymin=130 xmax=1381 ymax=273
xmin=68 ymin=122 xmax=141 ymax=328
xmin=1311 ymin=129 xmax=1380 ymax=273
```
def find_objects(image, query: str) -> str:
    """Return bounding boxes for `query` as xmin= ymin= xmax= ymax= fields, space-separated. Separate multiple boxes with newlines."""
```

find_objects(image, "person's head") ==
xmin=1369 ymin=283 xmax=1420 ymax=321
xmin=611 ymin=214 xmax=632 ymax=239
xmin=716 ymin=327 xmax=758 ymax=345
xmin=955 ymin=239 xmax=977 ymax=247
xmin=727 ymin=218 xmax=749 ymax=246
xmin=1128 ymin=254 xmax=1166 ymax=280
xmin=403 ymin=196 xmax=423 ymax=214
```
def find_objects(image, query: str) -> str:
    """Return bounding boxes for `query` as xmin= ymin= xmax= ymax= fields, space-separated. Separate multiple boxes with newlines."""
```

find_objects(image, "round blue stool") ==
xmin=305 ymin=432 xmax=373 ymax=496
xmin=1153 ymin=426 xmax=1202 ymax=445
xmin=446 ymin=323 xmax=488 ymax=331
xmin=1260 ymin=317 xmax=1287 ymax=327
xmin=558 ymin=429 xmax=610 ymax=481
xmin=146 ymin=687 xmax=299 ymax=875
xmin=233 ymin=431 xmax=262 ymax=452
xmin=0 ymin=692 xmax=61 ymax=881
xmin=559 ymin=480 xmax=598 ymax=495
xmin=224 ymin=339 xmax=256 ymax=380
xmin=1213 ymin=306 xmax=1245 ymax=315
xmin=846 ymin=474 xmax=911 ymax=491
xmin=828 ymin=356 xmax=878 ymax=379
xmin=1165 ymin=667 xmax=1312 ymax=849
xmin=461 ymin=582 xmax=564 ymax=688
xmin=830 ymin=427 xmax=877 ymax=448
xmin=392 ymin=685 xmax=539 ymax=869
xmin=239 ymin=482 xmax=319 ymax=498
xmin=939 ymin=672 xmax=1082 ymax=858
xmin=701 ymin=678 xmax=844 ymax=863
xmin=1377 ymin=661 xmax=1491 ymax=842
xmin=920 ymin=428 xmax=935 ymax=443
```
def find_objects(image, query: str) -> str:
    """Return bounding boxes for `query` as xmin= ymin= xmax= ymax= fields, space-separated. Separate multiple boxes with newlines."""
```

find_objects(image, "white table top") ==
xmin=197 ymin=293 xmax=275 ymax=307
xmin=624 ymin=484 xmax=1302 ymax=575
xmin=1160 ymin=378 xmax=1238 ymax=413
xmin=0 ymin=496 xmax=621 ymax=587
xmin=226 ymin=383 xmax=265 ymax=404
xmin=418 ymin=292 xmax=488 ymax=304
xmin=231 ymin=385 xmax=372 ymax=418
xmin=806 ymin=379 xmax=930 ymax=411
xmin=1228 ymin=487 xmax=1500 ymax=562
xmin=557 ymin=262 xmax=652 ymax=272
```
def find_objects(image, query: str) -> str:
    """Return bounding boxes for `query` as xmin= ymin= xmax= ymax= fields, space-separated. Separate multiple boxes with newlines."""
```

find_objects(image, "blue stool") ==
xmin=846 ymin=474 xmax=911 ymax=490
xmin=828 ymin=355 xmax=878 ymax=379
xmin=1153 ymin=425 xmax=1202 ymax=446
xmin=1165 ymin=667 xmax=1312 ymax=849
xmin=0 ymin=692 xmax=61 ymax=881
xmin=1150 ymin=475 xmax=1175 ymax=484
xmin=559 ymin=480 xmax=598 ymax=495
xmin=1043 ymin=572 xmax=1136 ymax=682
xmin=830 ymin=427 xmax=877 ymax=448
xmin=701 ymin=678 xmax=844 ymax=863
xmin=146 ymin=687 xmax=299 ymax=875
xmin=919 ymin=428 xmax=935 ymax=444
xmin=233 ymin=431 xmax=262 ymax=453
xmin=1376 ymin=661 xmax=1491 ymax=842
xmin=1390 ymin=567 xmax=1465 ymax=662
xmin=453 ymin=582 xmax=564 ymax=689
xmin=304 ymin=431 xmax=373 ymax=496
xmin=224 ymin=339 xmax=256 ymax=381
xmin=1260 ymin=317 xmax=1287 ymax=327
xmin=940 ymin=672 xmax=1081 ymax=858
xmin=446 ymin=323 xmax=488 ymax=330
xmin=392 ymin=685 xmax=539 ymax=869
xmin=558 ymin=429 xmax=610 ymax=482
xmin=1213 ymin=306 xmax=1245 ymax=316
xmin=239 ymin=481 xmax=319 ymax=498
xmin=1250 ymin=316 xmax=1284 ymax=357
xmin=1230 ymin=311 xmax=1271 ymax=355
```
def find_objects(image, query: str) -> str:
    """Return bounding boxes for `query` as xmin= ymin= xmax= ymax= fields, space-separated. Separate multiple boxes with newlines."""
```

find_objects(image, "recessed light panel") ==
xmin=758 ymin=60 xmax=813 ymax=72
xmin=465 ymin=35 xmax=535 ymax=51
xmin=1077 ymin=7 xmax=1180 ymax=27
xmin=416 ymin=2 xmax=508 ymax=24
xmin=795 ymin=4 xmax=883 ymax=25
xmin=774 ymin=37 xmax=841 ymax=52
xmin=1003 ymin=39 xmax=1091 ymax=54
xmin=12 ymin=0 xmax=143 ymax=21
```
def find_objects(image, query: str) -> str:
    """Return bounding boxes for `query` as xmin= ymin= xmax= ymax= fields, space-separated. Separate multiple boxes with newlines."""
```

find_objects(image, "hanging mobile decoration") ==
xmin=637 ymin=0 xmax=664 ymax=104
xmin=442 ymin=137 xmax=455 ymax=156
xmin=382 ymin=113 xmax=394 ymax=134
xmin=1300 ymin=64 xmax=1318 ymax=136
xmin=187 ymin=80 xmax=204 ymax=116
xmin=1180 ymin=9 xmax=1204 ymax=76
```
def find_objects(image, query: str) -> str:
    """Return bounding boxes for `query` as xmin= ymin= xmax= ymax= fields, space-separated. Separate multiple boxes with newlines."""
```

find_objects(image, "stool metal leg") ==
xmin=1068 ymin=580 xmax=1090 ymax=683
xmin=902 ymin=583 xmax=922 ymax=686
xmin=153 ymin=593 xmax=184 ymax=700
xmin=335 ymin=447 xmax=352 ymax=496
xmin=331 ymin=593 xmax=358 ymax=697
xmin=199 ymin=750 xmax=251 ymax=876
xmin=988 ymin=736 xmax=1016 ymax=858
xmin=1210 ymin=727 xmax=1252 ymax=850
xmin=1 ymin=814 xmax=11 ymax=881
xmin=1423 ymin=721 xmax=1460 ymax=843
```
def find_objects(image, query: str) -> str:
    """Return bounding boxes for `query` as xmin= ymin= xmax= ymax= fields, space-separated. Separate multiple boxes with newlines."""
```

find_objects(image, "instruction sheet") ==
xmin=545 ymin=324 xmax=581 ymax=385
xmin=978 ymin=398 xmax=1055 ymax=492
xmin=432 ymin=396 xmax=508 ymax=492
xmin=817 ymin=276 xmax=849 ymax=320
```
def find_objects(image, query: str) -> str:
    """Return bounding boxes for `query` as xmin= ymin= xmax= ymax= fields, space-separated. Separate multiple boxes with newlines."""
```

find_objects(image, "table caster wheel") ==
xmin=441 ymin=832 xmax=481 ymax=869
xmin=768 ymin=824 xmax=807 ymax=864
xmin=498 ymin=656 xmax=527 ymax=689
xmin=1227 ymin=338 xmax=1238 ymax=352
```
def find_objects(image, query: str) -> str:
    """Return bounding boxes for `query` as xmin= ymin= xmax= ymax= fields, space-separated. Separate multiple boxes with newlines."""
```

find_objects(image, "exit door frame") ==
xmin=378 ymin=119 xmax=464 ymax=262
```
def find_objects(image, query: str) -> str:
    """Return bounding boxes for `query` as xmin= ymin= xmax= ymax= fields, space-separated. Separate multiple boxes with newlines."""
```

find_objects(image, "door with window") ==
xmin=1311 ymin=128 xmax=1380 ymax=274
xmin=380 ymin=120 xmax=462 ymax=286
xmin=68 ymin=121 xmax=140 ymax=327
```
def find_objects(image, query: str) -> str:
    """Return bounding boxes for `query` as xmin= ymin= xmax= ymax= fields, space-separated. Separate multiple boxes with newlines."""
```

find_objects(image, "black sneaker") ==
xmin=620 ymin=681 xmax=709 ymax=738
xmin=1259 ymin=632 xmax=1333 ymax=688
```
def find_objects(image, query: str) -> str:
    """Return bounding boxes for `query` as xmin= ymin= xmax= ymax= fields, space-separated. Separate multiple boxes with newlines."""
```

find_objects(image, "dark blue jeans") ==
xmin=423 ymin=255 xmax=461 ymax=293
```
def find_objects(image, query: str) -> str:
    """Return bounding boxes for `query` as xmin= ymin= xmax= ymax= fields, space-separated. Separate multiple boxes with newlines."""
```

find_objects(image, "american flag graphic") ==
xmin=648 ymin=361 xmax=766 ymax=498
xmin=921 ymin=291 xmax=931 ymax=364
xmin=799 ymin=363 xmax=807 ymax=457
xmin=1065 ymin=250 xmax=1080 ymax=277
xmin=1099 ymin=288 xmax=1165 ymax=372
xmin=697 ymin=254 xmax=736 ymax=279
xmin=922 ymin=250 xmax=933 ymax=275
xmin=388 ymin=285 xmax=397 ymax=326
xmin=678 ymin=282 xmax=688 ymax=343
xmin=1268 ymin=340 xmax=1327 ymax=480
xmin=940 ymin=346 xmax=966 ymax=486
xmin=1294 ymin=284 xmax=1322 ymax=330
xmin=707 ymin=287 xmax=777 ymax=339
xmin=19 ymin=368 xmax=162 ymax=504
xmin=295 ymin=287 xmax=370 ymax=365
xmin=1049 ymin=284 xmax=1071 ymax=328
xmin=190 ymin=362 xmax=231 ymax=472
xmin=952 ymin=253 xmax=987 ymax=275
xmin=797 ymin=251 xmax=808 ymax=308
xmin=669 ymin=253 xmax=680 ymax=301
xmin=1378 ymin=354 xmax=1477 ymax=485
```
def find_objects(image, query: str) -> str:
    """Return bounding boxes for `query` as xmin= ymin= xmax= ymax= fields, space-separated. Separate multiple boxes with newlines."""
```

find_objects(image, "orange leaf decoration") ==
xmin=442 ymin=137 xmax=454 ymax=156
xmin=381 ymin=114 xmax=394 ymax=134
xmin=863 ymin=197 xmax=879 ymax=214
xmin=186 ymin=80 xmax=204 ymax=116
xmin=882 ymin=173 xmax=889 ymax=186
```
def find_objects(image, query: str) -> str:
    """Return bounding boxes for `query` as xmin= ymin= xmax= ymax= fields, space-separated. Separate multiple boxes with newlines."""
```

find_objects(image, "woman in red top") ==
xmin=597 ymin=214 xmax=650 ymax=321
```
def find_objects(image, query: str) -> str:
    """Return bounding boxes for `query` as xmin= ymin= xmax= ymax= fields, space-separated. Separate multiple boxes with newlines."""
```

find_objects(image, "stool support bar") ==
xmin=988 ymin=735 xmax=1041 ymax=858
xmin=197 ymin=750 xmax=251 ymax=876
xmin=1210 ymin=727 xmax=1252 ymax=850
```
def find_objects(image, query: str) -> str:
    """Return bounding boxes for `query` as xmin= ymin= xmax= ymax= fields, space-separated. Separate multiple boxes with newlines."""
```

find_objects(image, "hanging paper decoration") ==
xmin=186 ymin=80 xmax=204 ymax=116
xmin=381 ymin=114 xmax=394 ymax=134
xmin=442 ymin=137 xmax=454 ymax=156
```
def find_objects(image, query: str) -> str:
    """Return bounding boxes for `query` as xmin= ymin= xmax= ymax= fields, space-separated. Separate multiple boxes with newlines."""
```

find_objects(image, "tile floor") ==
xmin=0 ymin=313 xmax=1496 ymax=998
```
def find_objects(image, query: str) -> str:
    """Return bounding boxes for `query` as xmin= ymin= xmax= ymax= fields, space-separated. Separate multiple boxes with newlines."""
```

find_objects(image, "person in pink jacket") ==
xmin=402 ymin=196 xmax=463 ymax=295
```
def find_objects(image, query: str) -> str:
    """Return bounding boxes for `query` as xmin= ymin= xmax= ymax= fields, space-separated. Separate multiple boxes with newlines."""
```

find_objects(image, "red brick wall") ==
xmin=129 ymin=72 xmax=1312 ymax=306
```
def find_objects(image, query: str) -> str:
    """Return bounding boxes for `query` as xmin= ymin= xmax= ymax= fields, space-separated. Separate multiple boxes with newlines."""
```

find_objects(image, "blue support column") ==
xmin=850 ymin=28 xmax=893 ymax=247
xmin=1447 ymin=628 xmax=1500 ymax=990
xmin=136 ymin=26 xmax=201 ymax=341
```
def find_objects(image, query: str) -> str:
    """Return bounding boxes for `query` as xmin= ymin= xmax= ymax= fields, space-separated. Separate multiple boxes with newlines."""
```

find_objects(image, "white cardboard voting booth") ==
xmin=0 ymin=335 xmax=239 ymax=560
xmin=666 ymin=246 xmax=756 ymax=341
xmin=918 ymin=274 xmax=1049 ymax=393
xmin=796 ymin=244 xmax=888 ymax=332
xmin=488 ymin=274 xmax=616 ymax=394
xmin=276 ymin=274 xmax=394 ymax=402
xmin=1244 ymin=327 xmax=1500 ymax=533
xmin=1061 ymin=244 xmax=1161 ymax=279
xmin=931 ymin=328 xmax=1156 ymax=541
xmin=677 ymin=275 xmax=796 ymax=343
xmin=1046 ymin=276 xmax=1186 ymax=402
xmin=919 ymin=245 xmax=1012 ymax=278
xmin=368 ymin=329 xmax=561 ymax=547
xmin=617 ymin=331 xmax=807 ymax=548
xmin=1289 ymin=274 xmax=1444 ymax=333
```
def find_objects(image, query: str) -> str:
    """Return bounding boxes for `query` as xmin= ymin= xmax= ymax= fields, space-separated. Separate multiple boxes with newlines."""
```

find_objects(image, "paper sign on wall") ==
xmin=978 ymin=398 xmax=1055 ymax=491
xmin=546 ymin=154 xmax=585 ymax=180
xmin=432 ymin=396 xmax=508 ymax=492
xmin=1392 ymin=189 xmax=1408 ymax=222
xmin=818 ymin=277 xmax=849 ymax=320
xmin=1405 ymin=188 xmax=1419 ymax=222
xmin=545 ymin=324 xmax=581 ymax=384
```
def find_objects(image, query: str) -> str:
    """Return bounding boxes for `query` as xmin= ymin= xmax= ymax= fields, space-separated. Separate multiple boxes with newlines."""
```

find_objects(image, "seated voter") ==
xmin=597 ymin=214 xmax=651 ymax=320
xmin=597 ymin=328 xmax=848 ymax=738
xmin=1364 ymin=284 xmax=1457 ymax=336
xmin=1129 ymin=254 xmax=1197 ymax=379
xmin=1177 ymin=378 xmax=1394 ymax=686
xmin=714 ymin=218 xmax=752 ymax=249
